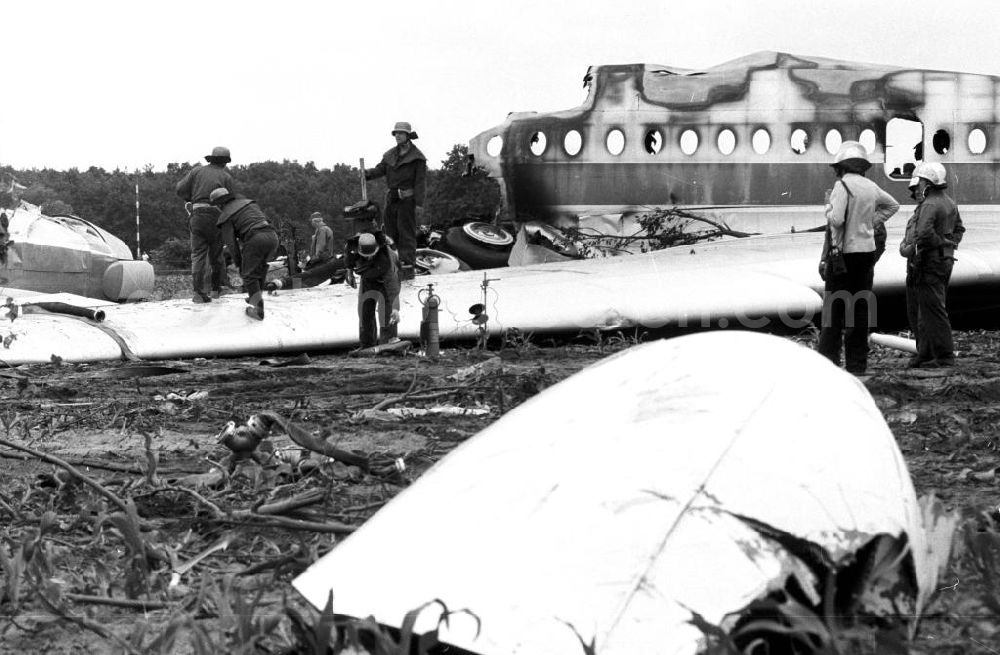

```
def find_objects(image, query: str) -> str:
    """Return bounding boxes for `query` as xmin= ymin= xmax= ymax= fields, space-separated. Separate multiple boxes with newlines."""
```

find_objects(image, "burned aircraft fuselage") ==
xmin=468 ymin=51 xmax=1000 ymax=226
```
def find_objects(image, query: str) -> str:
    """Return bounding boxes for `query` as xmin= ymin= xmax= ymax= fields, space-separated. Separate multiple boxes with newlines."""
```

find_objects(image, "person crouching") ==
xmin=208 ymin=188 xmax=279 ymax=320
xmin=345 ymin=232 xmax=400 ymax=347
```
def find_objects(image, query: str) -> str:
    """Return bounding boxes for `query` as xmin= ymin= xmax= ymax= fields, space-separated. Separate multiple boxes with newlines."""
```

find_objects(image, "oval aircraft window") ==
xmin=968 ymin=128 xmax=987 ymax=154
xmin=717 ymin=128 xmax=736 ymax=155
xmin=933 ymin=129 xmax=951 ymax=155
xmin=825 ymin=129 xmax=843 ymax=155
xmin=606 ymin=129 xmax=625 ymax=156
xmin=752 ymin=128 xmax=771 ymax=154
xmin=486 ymin=135 xmax=503 ymax=157
xmin=791 ymin=129 xmax=809 ymax=154
xmin=680 ymin=129 xmax=699 ymax=155
xmin=859 ymin=129 xmax=877 ymax=155
xmin=644 ymin=129 xmax=662 ymax=154
xmin=529 ymin=131 xmax=546 ymax=156
xmin=564 ymin=129 xmax=583 ymax=156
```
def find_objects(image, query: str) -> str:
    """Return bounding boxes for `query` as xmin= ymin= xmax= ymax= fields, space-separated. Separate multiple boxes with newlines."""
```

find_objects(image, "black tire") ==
xmin=438 ymin=227 xmax=511 ymax=269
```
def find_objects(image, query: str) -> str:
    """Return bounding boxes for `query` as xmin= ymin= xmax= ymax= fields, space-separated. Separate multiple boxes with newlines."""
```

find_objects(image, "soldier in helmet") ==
xmin=364 ymin=122 xmax=427 ymax=282
xmin=208 ymin=188 xmax=279 ymax=320
xmin=817 ymin=141 xmax=899 ymax=375
xmin=905 ymin=162 xmax=965 ymax=368
xmin=175 ymin=146 xmax=236 ymax=303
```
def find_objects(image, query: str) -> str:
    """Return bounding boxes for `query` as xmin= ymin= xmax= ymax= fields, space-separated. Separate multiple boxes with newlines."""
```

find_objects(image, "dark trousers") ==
xmin=241 ymin=230 xmax=279 ymax=310
xmin=384 ymin=197 xmax=416 ymax=270
xmin=905 ymin=266 xmax=920 ymax=354
xmin=910 ymin=258 xmax=955 ymax=362
xmin=358 ymin=279 xmax=397 ymax=348
xmin=818 ymin=251 xmax=877 ymax=373
xmin=189 ymin=209 xmax=226 ymax=296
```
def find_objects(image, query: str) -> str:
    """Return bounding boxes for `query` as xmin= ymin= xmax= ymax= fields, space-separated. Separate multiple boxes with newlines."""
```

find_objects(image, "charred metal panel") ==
xmin=507 ymin=162 xmax=1000 ymax=214
xmin=469 ymin=51 xmax=1000 ymax=222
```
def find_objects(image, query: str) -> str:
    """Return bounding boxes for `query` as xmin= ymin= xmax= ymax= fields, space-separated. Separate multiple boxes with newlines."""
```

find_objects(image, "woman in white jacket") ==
xmin=817 ymin=141 xmax=900 ymax=375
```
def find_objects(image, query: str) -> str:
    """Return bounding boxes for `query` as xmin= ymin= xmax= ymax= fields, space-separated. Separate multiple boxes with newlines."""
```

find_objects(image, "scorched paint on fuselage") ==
xmin=468 ymin=51 xmax=1000 ymax=230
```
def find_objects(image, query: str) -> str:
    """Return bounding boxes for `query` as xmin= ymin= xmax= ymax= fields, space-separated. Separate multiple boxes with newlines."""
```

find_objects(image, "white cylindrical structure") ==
xmin=870 ymin=332 xmax=918 ymax=354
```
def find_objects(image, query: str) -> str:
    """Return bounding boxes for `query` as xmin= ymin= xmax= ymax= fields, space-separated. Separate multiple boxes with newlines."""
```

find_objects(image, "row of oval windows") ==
xmin=486 ymin=127 xmax=990 ymax=157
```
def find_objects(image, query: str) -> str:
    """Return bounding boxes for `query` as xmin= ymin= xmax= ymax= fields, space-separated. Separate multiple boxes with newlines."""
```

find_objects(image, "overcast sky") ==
xmin=2 ymin=0 xmax=998 ymax=172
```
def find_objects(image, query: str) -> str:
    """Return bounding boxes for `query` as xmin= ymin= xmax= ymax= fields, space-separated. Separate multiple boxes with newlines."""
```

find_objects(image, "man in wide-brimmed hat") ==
xmin=364 ymin=122 xmax=426 ymax=281
xmin=175 ymin=146 xmax=236 ymax=303
xmin=817 ymin=141 xmax=899 ymax=375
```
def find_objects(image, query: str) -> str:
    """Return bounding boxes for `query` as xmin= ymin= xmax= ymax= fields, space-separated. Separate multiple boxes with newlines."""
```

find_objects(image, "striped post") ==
xmin=135 ymin=178 xmax=141 ymax=258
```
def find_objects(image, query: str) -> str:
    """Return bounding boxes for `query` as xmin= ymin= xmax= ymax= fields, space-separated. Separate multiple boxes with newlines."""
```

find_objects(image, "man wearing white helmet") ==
xmin=898 ymin=176 xmax=925 ymax=353
xmin=907 ymin=162 xmax=965 ymax=367
xmin=817 ymin=141 xmax=899 ymax=375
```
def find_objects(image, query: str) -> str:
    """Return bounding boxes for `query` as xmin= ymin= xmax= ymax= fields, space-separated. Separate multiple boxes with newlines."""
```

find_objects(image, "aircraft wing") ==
xmin=292 ymin=331 xmax=933 ymax=655
xmin=1 ymin=217 xmax=999 ymax=365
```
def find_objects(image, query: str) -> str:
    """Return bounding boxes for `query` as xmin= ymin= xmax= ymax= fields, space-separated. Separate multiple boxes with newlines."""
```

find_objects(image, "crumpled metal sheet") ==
xmin=293 ymin=331 xmax=929 ymax=655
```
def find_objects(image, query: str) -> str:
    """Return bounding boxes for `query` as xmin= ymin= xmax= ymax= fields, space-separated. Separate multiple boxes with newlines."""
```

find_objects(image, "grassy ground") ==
xmin=1 ymin=278 xmax=998 ymax=653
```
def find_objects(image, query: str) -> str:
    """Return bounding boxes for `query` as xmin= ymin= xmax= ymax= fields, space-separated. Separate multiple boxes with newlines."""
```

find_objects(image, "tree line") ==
xmin=1 ymin=145 xmax=499 ymax=267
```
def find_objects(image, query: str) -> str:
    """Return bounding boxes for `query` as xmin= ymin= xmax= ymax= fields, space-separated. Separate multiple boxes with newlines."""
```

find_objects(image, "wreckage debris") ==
xmin=294 ymin=332 xmax=954 ymax=654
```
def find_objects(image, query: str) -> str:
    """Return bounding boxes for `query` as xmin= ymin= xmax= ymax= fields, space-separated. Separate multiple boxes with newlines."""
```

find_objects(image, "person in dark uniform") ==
xmin=364 ymin=122 xmax=426 ymax=282
xmin=907 ymin=162 xmax=966 ymax=367
xmin=208 ymin=188 xmax=279 ymax=320
xmin=345 ymin=231 xmax=400 ymax=347
xmin=175 ymin=146 xmax=236 ymax=303
xmin=898 ymin=176 xmax=924 ymax=356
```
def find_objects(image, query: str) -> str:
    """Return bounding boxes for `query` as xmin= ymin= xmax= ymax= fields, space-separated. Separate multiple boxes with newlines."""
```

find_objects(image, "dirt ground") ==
xmin=1 ymin=328 xmax=999 ymax=654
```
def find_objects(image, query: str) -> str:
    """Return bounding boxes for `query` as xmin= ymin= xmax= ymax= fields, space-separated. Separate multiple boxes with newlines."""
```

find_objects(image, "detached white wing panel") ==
xmin=293 ymin=332 xmax=923 ymax=655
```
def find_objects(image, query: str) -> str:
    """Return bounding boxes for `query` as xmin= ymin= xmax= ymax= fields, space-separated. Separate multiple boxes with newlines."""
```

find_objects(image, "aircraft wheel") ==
xmin=461 ymin=221 xmax=514 ymax=249
xmin=438 ymin=227 xmax=511 ymax=269
xmin=415 ymin=248 xmax=469 ymax=275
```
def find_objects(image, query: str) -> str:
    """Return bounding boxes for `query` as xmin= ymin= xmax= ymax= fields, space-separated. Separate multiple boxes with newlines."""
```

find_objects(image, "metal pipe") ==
xmin=869 ymin=333 xmax=917 ymax=354
xmin=22 ymin=302 xmax=106 ymax=322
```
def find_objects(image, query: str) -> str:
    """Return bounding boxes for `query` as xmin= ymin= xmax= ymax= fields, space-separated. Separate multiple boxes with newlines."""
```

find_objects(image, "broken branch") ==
xmin=256 ymin=489 xmax=326 ymax=515
xmin=65 ymin=593 xmax=172 ymax=611
xmin=225 ymin=512 xmax=357 ymax=534
xmin=0 ymin=438 xmax=129 ymax=514
xmin=259 ymin=411 xmax=370 ymax=470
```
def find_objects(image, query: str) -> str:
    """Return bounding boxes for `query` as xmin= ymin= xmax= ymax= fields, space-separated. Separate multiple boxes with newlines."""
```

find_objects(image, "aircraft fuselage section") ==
xmin=469 ymin=51 xmax=1000 ymax=223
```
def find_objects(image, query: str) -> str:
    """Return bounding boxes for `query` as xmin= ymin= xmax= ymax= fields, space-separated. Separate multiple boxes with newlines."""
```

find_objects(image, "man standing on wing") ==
xmin=364 ymin=121 xmax=426 ymax=282
xmin=175 ymin=146 xmax=236 ymax=303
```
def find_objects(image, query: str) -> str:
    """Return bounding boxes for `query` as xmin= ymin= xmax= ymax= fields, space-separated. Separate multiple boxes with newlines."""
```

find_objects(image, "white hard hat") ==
xmin=913 ymin=162 xmax=947 ymax=187
xmin=908 ymin=176 xmax=920 ymax=189
xmin=832 ymin=140 xmax=870 ymax=165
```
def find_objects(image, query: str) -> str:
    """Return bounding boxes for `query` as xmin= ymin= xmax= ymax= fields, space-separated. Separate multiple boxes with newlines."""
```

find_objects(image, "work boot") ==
xmin=245 ymin=306 xmax=264 ymax=321
xmin=210 ymin=289 xmax=222 ymax=299
xmin=400 ymin=265 xmax=415 ymax=282
xmin=921 ymin=358 xmax=955 ymax=369
xmin=192 ymin=293 xmax=212 ymax=304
